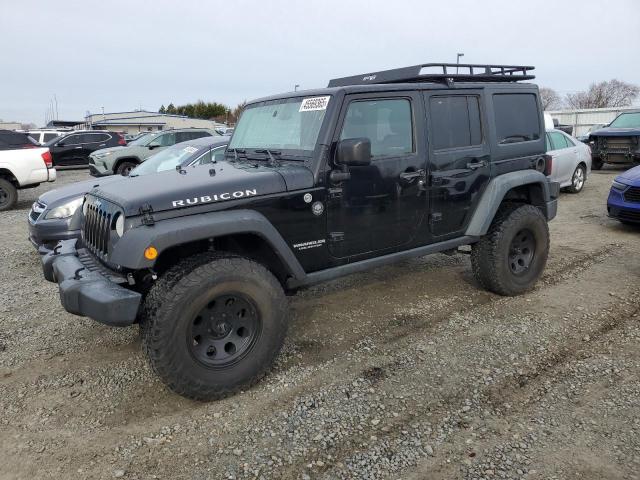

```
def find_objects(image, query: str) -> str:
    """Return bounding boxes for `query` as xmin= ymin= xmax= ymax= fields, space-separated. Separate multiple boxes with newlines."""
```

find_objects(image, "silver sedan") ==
xmin=545 ymin=129 xmax=592 ymax=193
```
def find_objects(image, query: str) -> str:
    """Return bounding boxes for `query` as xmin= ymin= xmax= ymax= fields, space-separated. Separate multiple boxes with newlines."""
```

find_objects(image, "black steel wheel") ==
xmin=188 ymin=293 xmax=261 ymax=368
xmin=0 ymin=178 xmax=18 ymax=211
xmin=140 ymin=252 xmax=288 ymax=401
xmin=471 ymin=203 xmax=549 ymax=296
xmin=508 ymin=228 xmax=535 ymax=275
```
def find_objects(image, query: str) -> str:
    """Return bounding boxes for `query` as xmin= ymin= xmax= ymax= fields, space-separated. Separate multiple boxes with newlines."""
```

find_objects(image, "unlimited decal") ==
xmin=172 ymin=189 xmax=257 ymax=207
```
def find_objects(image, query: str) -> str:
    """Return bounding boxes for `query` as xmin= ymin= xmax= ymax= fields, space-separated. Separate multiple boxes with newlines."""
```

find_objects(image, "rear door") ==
xmin=424 ymin=91 xmax=490 ymax=238
xmin=547 ymin=131 xmax=574 ymax=184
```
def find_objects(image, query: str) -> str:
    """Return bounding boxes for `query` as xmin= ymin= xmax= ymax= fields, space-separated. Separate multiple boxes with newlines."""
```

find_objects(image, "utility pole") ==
xmin=456 ymin=53 xmax=464 ymax=74
xmin=294 ymin=84 xmax=300 ymax=92
xmin=54 ymin=94 xmax=58 ymax=120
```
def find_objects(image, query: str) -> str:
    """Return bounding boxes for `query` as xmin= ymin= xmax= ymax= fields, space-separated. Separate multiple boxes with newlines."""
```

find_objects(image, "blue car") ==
xmin=607 ymin=165 xmax=640 ymax=224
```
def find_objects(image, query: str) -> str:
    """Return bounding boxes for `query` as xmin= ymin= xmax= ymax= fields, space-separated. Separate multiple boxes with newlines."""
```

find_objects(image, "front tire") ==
xmin=116 ymin=161 xmax=137 ymax=176
xmin=140 ymin=253 xmax=288 ymax=400
xmin=471 ymin=204 xmax=549 ymax=296
xmin=0 ymin=178 xmax=18 ymax=211
xmin=566 ymin=164 xmax=586 ymax=193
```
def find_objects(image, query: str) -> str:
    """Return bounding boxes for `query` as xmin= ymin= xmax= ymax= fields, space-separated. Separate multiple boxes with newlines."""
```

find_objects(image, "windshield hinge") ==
xmin=139 ymin=203 xmax=155 ymax=226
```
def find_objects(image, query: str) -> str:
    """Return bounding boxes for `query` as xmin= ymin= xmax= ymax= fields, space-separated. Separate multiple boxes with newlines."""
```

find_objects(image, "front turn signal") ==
xmin=144 ymin=246 xmax=158 ymax=260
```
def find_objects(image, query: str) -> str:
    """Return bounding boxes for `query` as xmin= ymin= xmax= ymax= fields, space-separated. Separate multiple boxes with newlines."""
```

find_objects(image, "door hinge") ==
xmin=429 ymin=212 xmax=442 ymax=224
xmin=328 ymin=187 xmax=343 ymax=200
xmin=139 ymin=203 xmax=155 ymax=226
xmin=329 ymin=231 xmax=345 ymax=242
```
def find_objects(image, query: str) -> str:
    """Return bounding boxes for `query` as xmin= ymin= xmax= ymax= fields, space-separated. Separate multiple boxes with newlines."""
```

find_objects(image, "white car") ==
xmin=0 ymin=146 xmax=56 ymax=210
xmin=545 ymin=129 xmax=591 ymax=193
xmin=26 ymin=130 xmax=68 ymax=145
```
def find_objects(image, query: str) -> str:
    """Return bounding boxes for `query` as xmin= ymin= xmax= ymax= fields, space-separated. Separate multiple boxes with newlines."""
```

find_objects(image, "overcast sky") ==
xmin=2 ymin=0 xmax=639 ymax=125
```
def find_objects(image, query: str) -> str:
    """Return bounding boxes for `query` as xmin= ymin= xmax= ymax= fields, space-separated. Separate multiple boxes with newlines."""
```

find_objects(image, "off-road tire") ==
xmin=592 ymin=158 xmax=603 ymax=170
xmin=116 ymin=161 xmax=137 ymax=176
xmin=0 ymin=178 xmax=18 ymax=211
xmin=566 ymin=164 xmax=586 ymax=193
xmin=471 ymin=203 xmax=549 ymax=296
xmin=140 ymin=252 xmax=288 ymax=400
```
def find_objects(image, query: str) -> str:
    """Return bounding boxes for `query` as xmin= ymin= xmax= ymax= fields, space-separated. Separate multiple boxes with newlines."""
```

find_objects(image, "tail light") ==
xmin=543 ymin=154 xmax=552 ymax=176
xmin=117 ymin=134 xmax=126 ymax=146
xmin=41 ymin=150 xmax=53 ymax=168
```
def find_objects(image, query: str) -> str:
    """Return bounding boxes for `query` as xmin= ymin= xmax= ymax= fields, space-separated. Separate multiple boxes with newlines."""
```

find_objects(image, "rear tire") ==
xmin=116 ymin=161 xmax=137 ymax=176
xmin=140 ymin=252 xmax=288 ymax=400
xmin=566 ymin=164 xmax=586 ymax=193
xmin=0 ymin=178 xmax=18 ymax=211
xmin=471 ymin=204 xmax=549 ymax=296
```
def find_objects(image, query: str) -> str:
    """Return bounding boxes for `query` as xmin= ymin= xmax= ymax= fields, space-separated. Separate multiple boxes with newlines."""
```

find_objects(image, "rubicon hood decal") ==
xmin=172 ymin=189 xmax=258 ymax=207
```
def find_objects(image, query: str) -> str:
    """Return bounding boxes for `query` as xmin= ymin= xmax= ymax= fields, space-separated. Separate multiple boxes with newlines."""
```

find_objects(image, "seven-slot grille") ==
xmin=82 ymin=195 xmax=119 ymax=257
xmin=623 ymin=186 xmax=640 ymax=203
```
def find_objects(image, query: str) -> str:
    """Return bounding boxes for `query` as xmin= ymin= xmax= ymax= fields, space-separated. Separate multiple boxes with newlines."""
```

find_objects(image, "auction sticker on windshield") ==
xmin=299 ymin=96 xmax=330 ymax=112
xmin=183 ymin=146 xmax=198 ymax=153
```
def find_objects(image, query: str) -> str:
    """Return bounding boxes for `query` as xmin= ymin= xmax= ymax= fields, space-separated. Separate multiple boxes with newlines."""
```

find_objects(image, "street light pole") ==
xmin=294 ymin=84 xmax=300 ymax=92
xmin=456 ymin=53 xmax=464 ymax=73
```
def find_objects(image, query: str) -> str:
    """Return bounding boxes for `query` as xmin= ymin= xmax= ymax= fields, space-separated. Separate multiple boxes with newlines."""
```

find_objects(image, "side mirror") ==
xmin=336 ymin=138 xmax=371 ymax=166
xmin=148 ymin=144 xmax=160 ymax=149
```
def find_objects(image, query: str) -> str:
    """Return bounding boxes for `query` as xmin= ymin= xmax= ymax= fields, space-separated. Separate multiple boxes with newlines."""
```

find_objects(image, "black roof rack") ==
xmin=327 ymin=63 xmax=535 ymax=88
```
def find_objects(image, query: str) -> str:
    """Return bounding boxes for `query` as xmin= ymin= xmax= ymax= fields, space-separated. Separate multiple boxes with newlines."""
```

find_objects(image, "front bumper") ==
xmin=88 ymin=159 xmax=113 ymax=177
xmin=42 ymin=239 xmax=141 ymax=327
xmin=28 ymin=214 xmax=80 ymax=251
xmin=607 ymin=186 xmax=640 ymax=223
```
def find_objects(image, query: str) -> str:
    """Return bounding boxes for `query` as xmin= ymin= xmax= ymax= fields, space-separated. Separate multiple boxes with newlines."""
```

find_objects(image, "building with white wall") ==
xmin=545 ymin=106 xmax=639 ymax=137
xmin=84 ymin=111 xmax=225 ymax=134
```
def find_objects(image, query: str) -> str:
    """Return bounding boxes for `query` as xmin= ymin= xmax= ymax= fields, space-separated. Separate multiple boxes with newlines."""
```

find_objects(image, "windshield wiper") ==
xmin=225 ymin=148 xmax=246 ymax=161
xmin=254 ymin=149 xmax=281 ymax=166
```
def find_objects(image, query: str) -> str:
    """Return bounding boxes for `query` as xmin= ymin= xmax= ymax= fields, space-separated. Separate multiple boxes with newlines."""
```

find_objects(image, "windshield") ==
xmin=609 ymin=112 xmax=640 ymax=128
xmin=130 ymin=144 xmax=200 ymax=175
xmin=129 ymin=132 xmax=158 ymax=146
xmin=228 ymin=96 xmax=329 ymax=157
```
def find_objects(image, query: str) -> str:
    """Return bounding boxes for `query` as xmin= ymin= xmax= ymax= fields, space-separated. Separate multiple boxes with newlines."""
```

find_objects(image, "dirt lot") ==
xmin=1 ymin=168 xmax=639 ymax=480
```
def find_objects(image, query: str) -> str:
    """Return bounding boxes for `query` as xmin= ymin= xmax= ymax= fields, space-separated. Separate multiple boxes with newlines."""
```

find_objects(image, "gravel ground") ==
xmin=1 ymin=168 xmax=639 ymax=480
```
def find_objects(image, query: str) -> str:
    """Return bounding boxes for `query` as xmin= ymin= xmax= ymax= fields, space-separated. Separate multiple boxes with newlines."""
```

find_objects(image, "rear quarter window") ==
xmin=493 ymin=93 xmax=541 ymax=144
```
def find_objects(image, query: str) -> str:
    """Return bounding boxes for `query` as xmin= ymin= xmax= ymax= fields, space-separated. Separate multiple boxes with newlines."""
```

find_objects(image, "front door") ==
xmin=53 ymin=133 xmax=84 ymax=166
xmin=425 ymin=92 xmax=491 ymax=238
xmin=327 ymin=93 xmax=427 ymax=259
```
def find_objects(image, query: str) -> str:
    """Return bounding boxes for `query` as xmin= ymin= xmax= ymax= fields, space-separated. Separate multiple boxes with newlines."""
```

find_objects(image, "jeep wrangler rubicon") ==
xmin=42 ymin=63 xmax=559 ymax=400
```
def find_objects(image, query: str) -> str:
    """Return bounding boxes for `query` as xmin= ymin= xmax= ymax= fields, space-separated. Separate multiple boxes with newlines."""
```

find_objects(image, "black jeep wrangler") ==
xmin=42 ymin=63 xmax=559 ymax=400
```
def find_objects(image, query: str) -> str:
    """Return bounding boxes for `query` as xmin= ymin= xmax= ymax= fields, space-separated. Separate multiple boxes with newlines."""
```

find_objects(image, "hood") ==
xmin=590 ymin=127 xmax=640 ymax=137
xmin=618 ymin=165 xmax=640 ymax=184
xmin=90 ymin=160 xmax=314 ymax=216
xmin=39 ymin=175 xmax=123 ymax=208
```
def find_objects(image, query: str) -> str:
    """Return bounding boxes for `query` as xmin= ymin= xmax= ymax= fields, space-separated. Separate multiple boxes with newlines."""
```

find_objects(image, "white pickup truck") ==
xmin=0 ymin=147 xmax=56 ymax=211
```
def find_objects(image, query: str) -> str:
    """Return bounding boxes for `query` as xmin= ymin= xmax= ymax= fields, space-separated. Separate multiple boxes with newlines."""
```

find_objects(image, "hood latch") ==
xmin=139 ymin=203 xmax=155 ymax=226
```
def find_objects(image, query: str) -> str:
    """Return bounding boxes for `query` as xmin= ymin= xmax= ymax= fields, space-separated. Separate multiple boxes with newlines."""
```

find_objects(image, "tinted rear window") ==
xmin=430 ymin=95 xmax=482 ymax=150
xmin=493 ymin=94 xmax=540 ymax=144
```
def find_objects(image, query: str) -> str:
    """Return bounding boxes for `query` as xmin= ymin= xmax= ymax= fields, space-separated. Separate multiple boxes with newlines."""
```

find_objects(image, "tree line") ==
xmin=540 ymin=79 xmax=639 ymax=111
xmin=158 ymin=100 xmax=247 ymax=124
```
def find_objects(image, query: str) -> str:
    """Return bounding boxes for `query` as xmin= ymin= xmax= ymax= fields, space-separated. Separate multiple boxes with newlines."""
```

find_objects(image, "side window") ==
xmin=211 ymin=146 xmax=226 ymax=162
xmin=493 ymin=93 xmax=541 ymax=144
xmin=564 ymin=134 xmax=575 ymax=147
xmin=149 ymin=132 xmax=176 ymax=147
xmin=549 ymin=132 xmax=569 ymax=150
xmin=429 ymin=95 xmax=482 ymax=150
xmin=175 ymin=132 xmax=192 ymax=143
xmin=193 ymin=131 xmax=212 ymax=139
xmin=63 ymin=134 xmax=82 ymax=145
xmin=545 ymin=133 xmax=552 ymax=151
xmin=81 ymin=133 xmax=109 ymax=144
xmin=340 ymin=98 xmax=414 ymax=158
xmin=43 ymin=133 xmax=58 ymax=142
xmin=195 ymin=150 xmax=212 ymax=165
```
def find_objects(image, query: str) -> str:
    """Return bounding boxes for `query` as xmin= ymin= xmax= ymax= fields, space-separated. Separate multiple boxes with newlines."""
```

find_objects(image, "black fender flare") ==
xmin=465 ymin=170 xmax=557 ymax=236
xmin=108 ymin=209 xmax=306 ymax=279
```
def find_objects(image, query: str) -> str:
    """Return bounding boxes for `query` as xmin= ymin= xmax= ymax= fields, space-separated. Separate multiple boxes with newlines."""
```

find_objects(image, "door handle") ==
xmin=466 ymin=160 xmax=487 ymax=170
xmin=74 ymin=146 xmax=82 ymax=149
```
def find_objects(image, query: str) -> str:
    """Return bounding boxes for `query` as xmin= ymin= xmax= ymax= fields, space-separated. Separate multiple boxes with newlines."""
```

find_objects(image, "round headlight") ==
xmin=115 ymin=213 xmax=125 ymax=237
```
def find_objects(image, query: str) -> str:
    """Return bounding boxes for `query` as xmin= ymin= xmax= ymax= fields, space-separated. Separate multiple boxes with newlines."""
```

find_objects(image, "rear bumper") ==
xmin=546 ymin=181 xmax=560 ymax=221
xmin=42 ymin=239 xmax=141 ymax=327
